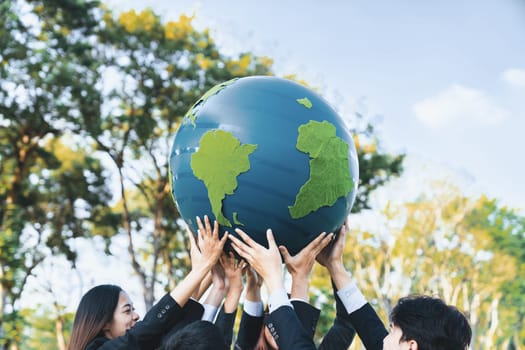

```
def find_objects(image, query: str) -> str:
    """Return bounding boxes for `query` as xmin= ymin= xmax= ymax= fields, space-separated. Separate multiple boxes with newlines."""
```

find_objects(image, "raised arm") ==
xmin=317 ymin=221 xmax=387 ymax=350
xmin=230 ymin=228 xmax=316 ymax=350
xmin=280 ymin=232 xmax=333 ymax=301
xmin=200 ymin=263 xmax=227 ymax=321
xmin=169 ymin=215 xmax=227 ymax=307
xmin=214 ymin=252 xmax=245 ymax=347
xmin=235 ymin=266 xmax=265 ymax=350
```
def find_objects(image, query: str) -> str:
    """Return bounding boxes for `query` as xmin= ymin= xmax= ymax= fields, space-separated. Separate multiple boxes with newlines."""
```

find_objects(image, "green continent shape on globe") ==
xmin=233 ymin=212 xmax=244 ymax=226
xmin=296 ymin=97 xmax=312 ymax=109
xmin=191 ymin=129 xmax=257 ymax=227
xmin=184 ymin=78 xmax=239 ymax=126
xmin=289 ymin=120 xmax=354 ymax=219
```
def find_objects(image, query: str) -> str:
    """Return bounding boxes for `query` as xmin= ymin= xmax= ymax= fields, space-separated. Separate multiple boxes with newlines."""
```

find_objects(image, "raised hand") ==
xmin=220 ymin=252 xmax=245 ymax=288
xmin=229 ymin=228 xmax=284 ymax=295
xmin=316 ymin=221 xmax=348 ymax=270
xmin=220 ymin=252 xmax=245 ymax=313
xmin=315 ymin=220 xmax=351 ymax=289
xmin=190 ymin=215 xmax=228 ymax=273
xmin=244 ymin=265 xmax=263 ymax=302
xmin=279 ymin=231 xmax=333 ymax=300
xmin=279 ymin=232 xmax=334 ymax=280
xmin=169 ymin=217 xmax=227 ymax=307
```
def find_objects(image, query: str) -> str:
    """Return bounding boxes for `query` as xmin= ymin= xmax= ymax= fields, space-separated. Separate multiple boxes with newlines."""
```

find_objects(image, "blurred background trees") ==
xmin=310 ymin=182 xmax=525 ymax=349
xmin=0 ymin=0 xmax=522 ymax=349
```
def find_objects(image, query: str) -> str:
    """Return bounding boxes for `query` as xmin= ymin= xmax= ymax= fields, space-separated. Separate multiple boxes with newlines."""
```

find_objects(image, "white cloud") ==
xmin=502 ymin=68 xmax=525 ymax=87
xmin=413 ymin=84 xmax=509 ymax=128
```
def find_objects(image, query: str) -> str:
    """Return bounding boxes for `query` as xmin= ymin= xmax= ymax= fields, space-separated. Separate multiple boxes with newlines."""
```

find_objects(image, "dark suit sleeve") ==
xmin=291 ymin=300 xmax=320 ymax=339
xmin=160 ymin=298 xmax=204 ymax=344
xmin=265 ymin=306 xmax=316 ymax=350
xmin=234 ymin=310 xmax=264 ymax=350
xmin=92 ymin=294 xmax=185 ymax=350
xmin=319 ymin=281 xmax=387 ymax=350
xmin=347 ymin=303 xmax=388 ymax=350
xmin=214 ymin=304 xmax=237 ymax=347
xmin=181 ymin=298 xmax=205 ymax=322
xmin=318 ymin=288 xmax=356 ymax=350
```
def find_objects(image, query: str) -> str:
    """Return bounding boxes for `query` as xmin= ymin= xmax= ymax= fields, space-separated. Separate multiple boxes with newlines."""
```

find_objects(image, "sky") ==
xmin=21 ymin=0 xmax=525 ymax=315
xmin=103 ymin=0 xmax=525 ymax=211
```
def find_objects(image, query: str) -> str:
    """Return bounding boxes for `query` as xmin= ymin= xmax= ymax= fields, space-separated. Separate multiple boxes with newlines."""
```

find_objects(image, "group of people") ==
xmin=68 ymin=215 xmax=472 ymax=350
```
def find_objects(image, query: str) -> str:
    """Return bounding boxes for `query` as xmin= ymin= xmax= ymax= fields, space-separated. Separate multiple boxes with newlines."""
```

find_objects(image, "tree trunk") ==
xmin=53 ymin=302 xmax=67 ymax=350
xmin=483 ymin=296 xmax=500 ymax=350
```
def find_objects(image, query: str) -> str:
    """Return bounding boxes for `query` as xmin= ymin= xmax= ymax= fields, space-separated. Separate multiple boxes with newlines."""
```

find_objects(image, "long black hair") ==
xmin=68 ymin=284 xmax=123 ymax=350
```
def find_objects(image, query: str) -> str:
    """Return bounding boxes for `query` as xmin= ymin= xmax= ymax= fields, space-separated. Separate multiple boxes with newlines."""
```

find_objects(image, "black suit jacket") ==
xmin=160 ymin=298 xmax=205 ymax=344
xmin=265 ymin=305 xmax=316 ymax=350
xmin=317 ymin=286 xmax=357 ymax=350
xmin=215 ymin=304 xmax=237 ymax=347
xmin=233 ymin=300 xmax=320 ymax=349
xmin=234 ymin=309 xmax=264 ymax=349
xmin=86 ymin=293 xmax=185 ymax=350
xmin=292 ymin=300 xmax=320 ymax=339
xmin=323 ymin=281 xmax=387 ymax=350
xmin=347 ymin=302 xmax=388 ymax=350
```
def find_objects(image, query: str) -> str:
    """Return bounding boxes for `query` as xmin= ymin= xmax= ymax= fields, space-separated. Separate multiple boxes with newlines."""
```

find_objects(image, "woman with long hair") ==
xmin=67 ymin=216 xmax=227 ymax=350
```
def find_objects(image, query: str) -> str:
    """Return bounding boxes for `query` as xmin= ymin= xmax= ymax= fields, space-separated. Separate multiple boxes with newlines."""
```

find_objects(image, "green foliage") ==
xmin=19 ymin=307 xmax=74 ymax=350
xmin=310 ymin=188 xmax=525 ymax=350
xmin=466 ymin=196 xmax=525 ymax=348
xmin=1 ymin=0 xmax=404 ymax=348
xmin=0 ymin=0 xmax=111 ymax=346
xmin=352 ymin=136 xmax=404 ymax=212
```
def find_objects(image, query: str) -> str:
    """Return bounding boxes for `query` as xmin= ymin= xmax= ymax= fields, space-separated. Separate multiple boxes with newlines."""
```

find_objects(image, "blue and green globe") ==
xmin=169 ymin=76 xmax=358 ymax=255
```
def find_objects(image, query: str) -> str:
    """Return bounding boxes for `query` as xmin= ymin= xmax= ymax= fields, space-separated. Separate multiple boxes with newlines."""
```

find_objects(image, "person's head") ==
xmin=383 ymin=295 xmax=472 ymax=350
xmin=67 ymin=284 xmax=140 ymax=350
xmin=159 ymin=320 xmax=227 ymax=350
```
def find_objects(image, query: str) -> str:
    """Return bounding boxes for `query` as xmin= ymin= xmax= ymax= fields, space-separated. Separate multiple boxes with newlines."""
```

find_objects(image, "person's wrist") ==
xmin=329 ymin=264 xmax=351 ymax=289
xmin=265 ymin=277 xmax=284 ymax=295
xmin=326 ymin=260 xmax=345 ymax=274
xmin=246 ymin=285 xmax=259 ymax=293
xmin=229 ymin=279 xmax=243 ymax=292
xmin=246 ymin=289 xmax=261 ymax=302
xmin=214 ymin=281 xmax=227 ymax=292
xmin=193 ymin=260 xmax=214 ymax=276
xmin=292 ymin=272 xmax=310 ymax=284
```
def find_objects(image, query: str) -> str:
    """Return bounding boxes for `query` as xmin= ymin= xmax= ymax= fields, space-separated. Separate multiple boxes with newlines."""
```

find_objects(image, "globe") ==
xmin=169 ymin=76 xmax=359 ymax=256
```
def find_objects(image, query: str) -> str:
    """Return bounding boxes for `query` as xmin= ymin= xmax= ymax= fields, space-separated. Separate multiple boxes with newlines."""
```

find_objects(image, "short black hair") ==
xmin=159 ymin=320 xmax=228 ymax=350
xmin=390 ymin=295 xmax=471 ymax=350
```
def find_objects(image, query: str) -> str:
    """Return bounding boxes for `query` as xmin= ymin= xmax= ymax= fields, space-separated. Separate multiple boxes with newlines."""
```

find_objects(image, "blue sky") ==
xmin=108 ymin=0 xmax=525 ymax=210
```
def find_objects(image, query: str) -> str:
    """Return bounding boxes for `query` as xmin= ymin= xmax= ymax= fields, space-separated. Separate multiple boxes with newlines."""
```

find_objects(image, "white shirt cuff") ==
xmin=201 ymin=304 xmax=218 ymax=321
xmin=244 ymin=300 xmax=264 ymax=317
xmin=268 ymin=288 xmax=292 ymax=314
xmin=336 ymin=281 xmax=367 ymax=314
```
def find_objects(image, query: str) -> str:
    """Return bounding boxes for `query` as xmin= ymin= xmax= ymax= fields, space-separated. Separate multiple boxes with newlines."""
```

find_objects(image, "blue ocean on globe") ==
xmin=169 ymin=76 xmax=358 ymax=255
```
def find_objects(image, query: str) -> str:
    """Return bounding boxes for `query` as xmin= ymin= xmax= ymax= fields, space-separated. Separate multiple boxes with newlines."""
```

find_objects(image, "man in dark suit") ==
xmin=230 ymin=228 xmax=318 ymax=350
xmin=232 ymin=233 xmax=330 ymax=349
xmin=315 ymin=222 xmax=387 ymax=350
xmin=316 ymin=221 xmax=471 ymax=350
xmin=231 ymin=227 xmax=357 ymax=350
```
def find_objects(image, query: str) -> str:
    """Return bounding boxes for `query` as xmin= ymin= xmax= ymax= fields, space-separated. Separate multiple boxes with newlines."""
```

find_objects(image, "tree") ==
xmin=58 ymin=4 xmax=403 ymax=310
xmin=467 ymin=197 xmax=525 ymax=349
xmin=70 ymin=6 xmax=277 ymax=309
xmin=310 ymin=181 xmax=524 ymax=349
xmin=2 ymin=0 xmax=405 ymax=348
xmin=0 ymin=1 xmax=111 ymax=347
